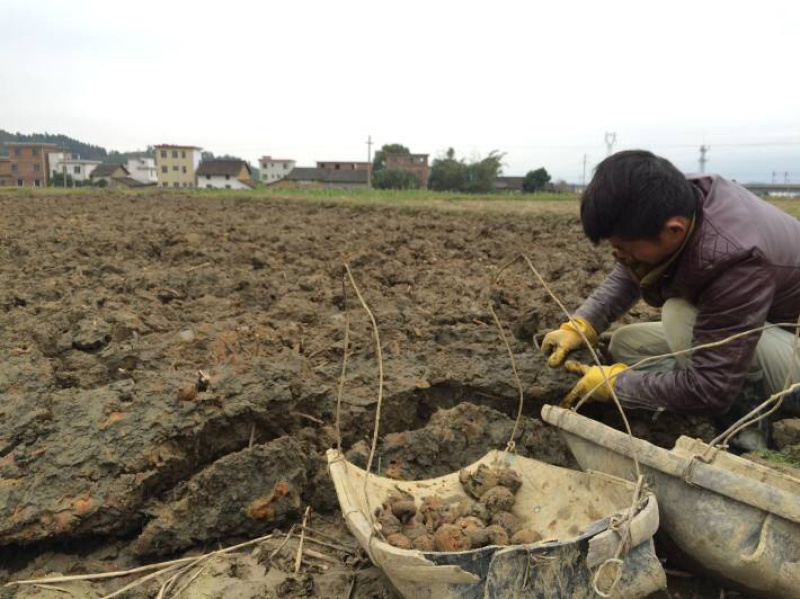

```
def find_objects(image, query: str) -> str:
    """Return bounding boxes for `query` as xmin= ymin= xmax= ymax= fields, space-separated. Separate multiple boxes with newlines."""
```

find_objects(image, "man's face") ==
xmin=607 ymin=217 xmax=690 ymax=266
xmin=607 ymin=236 xmax=673 ymax=266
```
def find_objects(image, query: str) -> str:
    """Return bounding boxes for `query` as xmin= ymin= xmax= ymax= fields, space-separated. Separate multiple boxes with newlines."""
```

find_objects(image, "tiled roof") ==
xmin=196 ymin=160 xmax=251 ymax=177
xmin=91 ymin=164 xmax=129 ymax=178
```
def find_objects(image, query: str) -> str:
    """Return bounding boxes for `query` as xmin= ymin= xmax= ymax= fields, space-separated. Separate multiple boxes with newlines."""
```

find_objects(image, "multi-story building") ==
xmin=48 ymin=151 xmax=102 ymax=184
xmin=316 ymin=161 xmax=370 ymax=171
xmin=0 ymin=157 xmax=13 ymax=186
xmin=3 ymin=143 xmax=59 ymax=187
xmin=125 ymin=157 xmax=158 ymax=184
xmin=384 ymin=152 xmax=429 ymax=188
xmin=259 ymin=156 xmax=295 ymax=184
xmin=154 ymin=144 xmax=202 ymax=188
xmin=196 ymin=160 xmax=256 ymax=189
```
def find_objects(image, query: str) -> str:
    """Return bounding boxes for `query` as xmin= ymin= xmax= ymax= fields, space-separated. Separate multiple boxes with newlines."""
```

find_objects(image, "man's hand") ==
xmin=541 ymin=317 xmax=597 ymax=367
xmin=561 ymin=360 xmax=627 ymax=408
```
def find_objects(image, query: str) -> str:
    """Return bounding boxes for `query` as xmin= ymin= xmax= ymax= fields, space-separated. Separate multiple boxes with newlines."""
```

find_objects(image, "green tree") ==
xmin=49 ymin=172 xmax=75 ymax=187
xmin=372 ymin=143 xmax=410 ymax=172
xmin=523 ymin=168 xmax=551 ymax=193
xmin=373 ymin=168 xmax=421 ymax=190
xmin=429 ymin=148 xmax=504 ymax=193
xmin=428 ymin=148 xmax=465 ymax=191
xmin=463 ymin=151 xmax=504 ymax=193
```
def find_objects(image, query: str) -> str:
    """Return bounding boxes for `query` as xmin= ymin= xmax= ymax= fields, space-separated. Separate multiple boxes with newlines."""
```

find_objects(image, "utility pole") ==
xmin=772 ymin=171 xmax=777 ymax=184
xmin=62 ymin=141 xmax=67 ymax=188
xmin=366 ymin=135 xmax=373 ymax=188
xmin=785 ymin=171 xmax=790 ymax=184
xmin=582 ymin=154 xmax=587 ymax=187
xmin=698 ymin=145 xmax=709 ymax=174
xmin=604 ymin=132 xmax=617 ymax=157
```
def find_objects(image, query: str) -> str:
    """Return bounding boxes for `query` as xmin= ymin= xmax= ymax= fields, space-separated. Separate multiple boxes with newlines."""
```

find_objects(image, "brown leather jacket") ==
xmin=574 ymin=175 xmax=800 ymax=415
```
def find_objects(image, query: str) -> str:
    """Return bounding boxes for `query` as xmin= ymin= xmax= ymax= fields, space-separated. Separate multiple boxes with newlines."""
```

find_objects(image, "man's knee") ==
xmin=609 ymin=326 xmax=635 ymax=361
xmin=662 ymin=298 xmax=697 ymax=353
xmin=609 ymin=323 xmax=664 ymax=364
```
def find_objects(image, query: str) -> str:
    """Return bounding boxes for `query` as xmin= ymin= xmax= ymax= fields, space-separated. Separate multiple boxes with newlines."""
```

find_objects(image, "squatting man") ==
xmin=542 ymin=151 xmax=800 ymax=443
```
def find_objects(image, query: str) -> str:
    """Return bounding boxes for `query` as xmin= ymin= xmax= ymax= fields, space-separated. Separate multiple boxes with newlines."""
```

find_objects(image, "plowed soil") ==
xmin=0 ymin=190 xmax=738 ymax=598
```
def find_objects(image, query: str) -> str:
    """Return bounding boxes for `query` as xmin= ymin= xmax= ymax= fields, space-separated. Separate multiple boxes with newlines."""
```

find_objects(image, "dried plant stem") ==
xmin=6 ymin=557 xmax=197 ymax=586
xmin=343 ymin=263 xmax=384 ymax=527
xmin=519 ymin=254 xmax=643 ymax=481
xmin=295 ymin=506 xmax=311 ymax=574
xmin=335 ymin=275 xmax=350 ymax=453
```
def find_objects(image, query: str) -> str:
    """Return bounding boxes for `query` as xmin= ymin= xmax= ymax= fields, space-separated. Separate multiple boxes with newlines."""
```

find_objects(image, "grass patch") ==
xmin=753 ymin=448 xmax=800 ymax=468
xmin=2 ymin=186 xmax=798 ymax=218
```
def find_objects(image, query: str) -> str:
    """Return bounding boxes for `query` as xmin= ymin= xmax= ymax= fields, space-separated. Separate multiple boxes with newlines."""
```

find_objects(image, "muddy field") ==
xmin=0 ymin=189 xmax=779 ymax=598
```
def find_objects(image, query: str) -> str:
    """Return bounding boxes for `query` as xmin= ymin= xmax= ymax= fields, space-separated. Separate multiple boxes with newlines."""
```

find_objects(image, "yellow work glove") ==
xmin=541 ymin=317 xmax=597 ymax=367
xmin=561 ymin=360 xmax=627 ymax=408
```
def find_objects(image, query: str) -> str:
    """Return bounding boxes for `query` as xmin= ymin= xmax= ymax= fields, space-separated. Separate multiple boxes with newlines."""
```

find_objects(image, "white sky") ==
xmin=2 ymin=0 xmax=799 ymax=182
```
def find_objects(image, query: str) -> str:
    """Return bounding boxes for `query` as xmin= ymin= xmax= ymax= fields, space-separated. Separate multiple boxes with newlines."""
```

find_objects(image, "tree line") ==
xmin=372 ymin=143 xmax=552 ymax=193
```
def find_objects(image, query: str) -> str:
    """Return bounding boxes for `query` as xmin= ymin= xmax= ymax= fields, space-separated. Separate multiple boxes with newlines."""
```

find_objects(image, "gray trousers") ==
xmin=609 ymin=298 xmax=800 ymax=414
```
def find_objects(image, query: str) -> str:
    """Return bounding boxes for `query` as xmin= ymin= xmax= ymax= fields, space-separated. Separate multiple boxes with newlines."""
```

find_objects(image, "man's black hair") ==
xmin=580 ymin=150 xmax=697 ymax=243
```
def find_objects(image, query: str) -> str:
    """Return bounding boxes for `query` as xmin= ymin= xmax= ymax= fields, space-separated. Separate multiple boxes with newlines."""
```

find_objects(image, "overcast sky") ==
xmin=2 ymin=0 xmax=799 ymax=182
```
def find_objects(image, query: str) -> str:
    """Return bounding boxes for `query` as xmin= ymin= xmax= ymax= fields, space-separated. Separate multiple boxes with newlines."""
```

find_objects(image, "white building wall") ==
xmin=198 ymin=175 xmax=251 ymax=189
xmin=48 ymin=152 xmax=101 ymax=182
xmin=126 ymin=157 xmax=158 ymax=183
xmin=259 ymin=159 xmax=295 ymax=183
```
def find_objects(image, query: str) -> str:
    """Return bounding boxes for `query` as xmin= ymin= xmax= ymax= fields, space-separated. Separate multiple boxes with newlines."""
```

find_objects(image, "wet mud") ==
xmin=0 ymin=191 xmax=780 ymax=597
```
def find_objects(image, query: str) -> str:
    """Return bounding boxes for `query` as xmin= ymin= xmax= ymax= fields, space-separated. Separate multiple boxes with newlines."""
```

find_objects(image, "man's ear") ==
xmin=662 ymin=216 xmax=689 ymax=240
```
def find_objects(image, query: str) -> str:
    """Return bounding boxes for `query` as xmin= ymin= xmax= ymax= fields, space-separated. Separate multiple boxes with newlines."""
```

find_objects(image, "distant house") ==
xmin=492 ymin=176 xmax=525 ymax=193
xmin=0 ymin=157 xmax=12 ymax=186
xmin=154 ymin=144 xmax=202 ymax=188
xmin=90 ymin=164 xmax=130 ymax=187
xmin=196 ymin=160 xmax=256 ymax=189
xmin=125 ymin=157 xmax=158 ymax=184
xmin=384 ymin=152 xmax=430 ymax=188
xmin=48 ymin=151 xmax=102 ymax=183
xmin=273 ymin=166 xmax=368 ymax=188
xmin=3 ymin=142 xmax=59 ymax=187
xmin=259 ymin=156 xmax=295 ymax=184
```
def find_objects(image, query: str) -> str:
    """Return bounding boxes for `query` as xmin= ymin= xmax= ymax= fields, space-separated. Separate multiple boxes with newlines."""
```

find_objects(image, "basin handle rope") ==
xmin=491 ymin=254 xmax=645 ymax=598
xmin=592 ymin=474 xmax=646 ymax=598
xmin=571 ymin=319 xmax=800 ymax=418
xmin=331 ymin=263 xmax=385 ymax=550
xmin=707 ymin=315 xmax=800 ymax=457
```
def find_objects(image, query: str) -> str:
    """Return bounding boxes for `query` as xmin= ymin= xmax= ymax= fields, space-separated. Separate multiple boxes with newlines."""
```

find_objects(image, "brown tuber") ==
xmin=402 ymin=522 xmax=428 ymax=541
xmin=467 ymin=501 xmax=489 ymax=523
xmin=434 ymin=524 xmax=471 ymax=552
xmin=486 ymin=524 xmax=509 ymax=546
xmin=459 ymin=464 xmax=499 ymax=500
xmin=480 ymin=486 xmax=516 ymax=514
xmin=454 ymin=516 xmax=485 ymax=531
xmin=496 ymin=468 xmax=522 ymax=494
xmin=386 ymin=533 xmax=412 ymax=550
xmin=420 ymin=495 xmax=452 ymax=533
xmin=412 ymin=534 xmax=436 ymax=552
xmin=464 ymin=526 xmax=491 ymax=548
xmin=491 ymin=511 xmax=521 ymax=537
xmin=391 ymin=500 xmax=417 ymax=523
xmin=379 ymin=466 xmax=525 ymax=554
xmin=511 ymin=528 xmax=543 ymax=545
xmin=378 ymin=511 xmax=402 ymax=537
